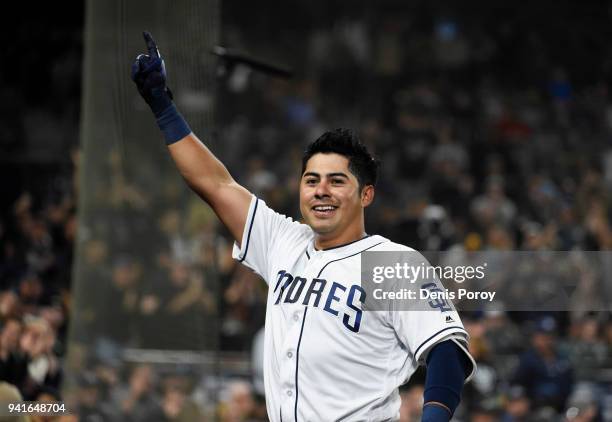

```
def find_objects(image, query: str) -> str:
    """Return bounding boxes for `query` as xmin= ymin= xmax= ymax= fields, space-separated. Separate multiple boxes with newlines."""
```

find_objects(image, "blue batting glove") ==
xmin=131 ymin=31 xmax=191 ymax=144
xmin=131 ymin=31 xmax=173 ymax=116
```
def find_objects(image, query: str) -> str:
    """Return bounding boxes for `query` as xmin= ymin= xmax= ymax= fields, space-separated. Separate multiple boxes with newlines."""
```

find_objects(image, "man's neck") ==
xmin=314 ymin=230 xmax=368 ymax=251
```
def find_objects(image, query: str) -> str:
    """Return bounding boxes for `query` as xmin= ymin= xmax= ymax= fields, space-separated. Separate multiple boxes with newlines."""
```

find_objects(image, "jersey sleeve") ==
xmin=232 ymin=195 xmax=310 ymax=283
xmin=391 ymin=306 xmax=476 ymax=382
xmin=384 ymin=249 xmax=477 ymax=382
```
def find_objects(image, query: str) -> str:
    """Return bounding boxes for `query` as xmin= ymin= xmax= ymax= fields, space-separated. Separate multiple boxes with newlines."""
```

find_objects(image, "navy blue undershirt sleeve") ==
xmin=422 ymin=404 xmax=453 ymax=422
xmin=422 ymin=340 xmax=471 ymax=420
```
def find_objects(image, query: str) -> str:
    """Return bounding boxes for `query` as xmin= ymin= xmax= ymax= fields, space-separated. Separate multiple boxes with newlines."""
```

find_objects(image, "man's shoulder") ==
xmin=256 ymin=197 xmax=313 ymax=236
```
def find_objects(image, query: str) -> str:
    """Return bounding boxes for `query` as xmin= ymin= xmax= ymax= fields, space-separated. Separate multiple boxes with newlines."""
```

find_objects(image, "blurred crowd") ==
xmin=0 ymin=185 xmax=75 ymax=402
xmin=2 ymin=0 xmax=612 ymax=420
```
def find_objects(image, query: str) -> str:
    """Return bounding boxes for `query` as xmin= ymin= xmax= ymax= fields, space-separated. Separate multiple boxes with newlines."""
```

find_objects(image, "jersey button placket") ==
xmin=280 ymin=307 xmax=303 ymax=416
xmin=282 ymin=256 xmax=318 ymax=420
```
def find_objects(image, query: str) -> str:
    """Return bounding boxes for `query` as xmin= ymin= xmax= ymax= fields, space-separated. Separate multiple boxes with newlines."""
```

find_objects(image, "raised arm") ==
xmin=131 ymin=32 xmax=251 ymax=244
xmin=167 ymin=135 xmax=251 ymax=243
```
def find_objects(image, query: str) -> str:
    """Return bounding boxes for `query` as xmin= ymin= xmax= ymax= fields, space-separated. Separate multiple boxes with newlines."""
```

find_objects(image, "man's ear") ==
xmin=361 ymin=185 xmax=375 ymax=208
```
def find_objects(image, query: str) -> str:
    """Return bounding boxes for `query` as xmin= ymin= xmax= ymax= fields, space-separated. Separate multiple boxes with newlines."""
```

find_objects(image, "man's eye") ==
xmin=305 ymin=179 xmax=316 ymax=185
xmin=332 ymin=179 xmax=344 ymax=184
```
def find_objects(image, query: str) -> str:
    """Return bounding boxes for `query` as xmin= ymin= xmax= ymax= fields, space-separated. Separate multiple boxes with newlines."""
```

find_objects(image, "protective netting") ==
xmin=64 ymin=0 xmax=221 ymax=418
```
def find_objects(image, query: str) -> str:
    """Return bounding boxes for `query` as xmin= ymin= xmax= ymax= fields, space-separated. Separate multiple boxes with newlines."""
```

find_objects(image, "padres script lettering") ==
xmin=273 ymin=270 xmax=365 ymax=333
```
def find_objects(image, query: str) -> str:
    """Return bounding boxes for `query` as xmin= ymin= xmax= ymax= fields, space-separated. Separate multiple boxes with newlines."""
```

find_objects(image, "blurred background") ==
xmin=1 ymin=0 xmax=612 ymax=420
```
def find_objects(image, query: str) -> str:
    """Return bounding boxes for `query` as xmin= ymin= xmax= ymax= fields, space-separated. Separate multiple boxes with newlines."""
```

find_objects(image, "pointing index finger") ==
xmin=143 ymin=31 xmax=160 ymax=58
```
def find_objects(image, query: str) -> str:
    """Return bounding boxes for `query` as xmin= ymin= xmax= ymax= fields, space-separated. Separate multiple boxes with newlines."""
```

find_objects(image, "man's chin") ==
xmin=308 ymin=222 xmax=336 ymax=235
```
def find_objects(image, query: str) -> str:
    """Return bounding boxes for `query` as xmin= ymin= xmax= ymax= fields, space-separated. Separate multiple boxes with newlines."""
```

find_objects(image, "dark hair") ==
xmin=301 ymin=128 xmax=379 ymax=190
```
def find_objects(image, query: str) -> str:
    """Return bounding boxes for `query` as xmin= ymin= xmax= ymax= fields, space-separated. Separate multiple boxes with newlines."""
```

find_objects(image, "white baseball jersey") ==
xmin=233 ymin=196 xmax=475 ymax=422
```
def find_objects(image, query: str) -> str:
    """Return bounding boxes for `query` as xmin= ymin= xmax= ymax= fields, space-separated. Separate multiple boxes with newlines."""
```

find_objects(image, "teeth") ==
xmin=314 ymin=206 xmax=335 ymax=211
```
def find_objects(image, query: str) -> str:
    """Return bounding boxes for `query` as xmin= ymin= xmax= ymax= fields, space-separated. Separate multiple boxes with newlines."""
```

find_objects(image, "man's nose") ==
xmin=314 ymin=180 xmax=331 ymax=198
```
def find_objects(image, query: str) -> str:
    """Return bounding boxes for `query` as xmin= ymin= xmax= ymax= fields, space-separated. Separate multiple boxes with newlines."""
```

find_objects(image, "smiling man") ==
xmin=132 ymin=32 xmax=475 ymax=422
xmin=300 ymin=139 xmax=375 ymax=249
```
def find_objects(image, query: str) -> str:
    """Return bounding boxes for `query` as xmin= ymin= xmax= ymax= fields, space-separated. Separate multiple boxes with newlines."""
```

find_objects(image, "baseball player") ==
xmin=132 ymin=32 xmax=475 ymax=422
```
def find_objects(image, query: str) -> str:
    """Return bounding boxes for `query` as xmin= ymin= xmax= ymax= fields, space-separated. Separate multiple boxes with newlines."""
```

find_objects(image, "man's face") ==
xmin=1 ymin=320 xmax=21 ymax=349
xmin=300 ymin=153 xmax=372 ymax=239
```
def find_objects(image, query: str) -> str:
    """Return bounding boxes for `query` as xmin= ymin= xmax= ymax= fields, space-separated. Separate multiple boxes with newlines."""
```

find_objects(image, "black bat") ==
xmin=211 ymin=46 xmax=293 ymax=79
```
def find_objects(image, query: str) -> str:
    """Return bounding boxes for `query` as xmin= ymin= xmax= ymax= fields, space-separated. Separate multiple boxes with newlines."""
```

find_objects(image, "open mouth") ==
xmin=311 ymin=205 xmax=338 ymax=217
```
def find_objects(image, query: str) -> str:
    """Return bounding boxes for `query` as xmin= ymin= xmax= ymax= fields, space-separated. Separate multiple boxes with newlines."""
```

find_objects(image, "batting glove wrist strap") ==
xmin=156 ymin=103 xmax=192 ymax=145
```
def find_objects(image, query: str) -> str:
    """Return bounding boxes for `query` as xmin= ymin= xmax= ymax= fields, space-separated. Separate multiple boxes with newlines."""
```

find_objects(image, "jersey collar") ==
xmin=307 ymin=234 xmax=387 ymax=258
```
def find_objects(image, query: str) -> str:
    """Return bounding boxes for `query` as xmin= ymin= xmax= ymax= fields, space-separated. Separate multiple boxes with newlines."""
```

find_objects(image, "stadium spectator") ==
xmin=218 ymin=380 xmax=257 ymax=422
xmin=111 ymin=364 xmax=161 ymax=421
xmin=500 ymin=385 xmax=531 ymax=422
xmin=513 ymin=317 xmax=574 ymax=412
